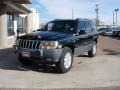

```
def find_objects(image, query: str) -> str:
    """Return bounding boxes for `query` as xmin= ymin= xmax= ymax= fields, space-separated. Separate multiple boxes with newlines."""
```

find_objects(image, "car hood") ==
xmin=18 ymin=31 xmax=73 ymax=41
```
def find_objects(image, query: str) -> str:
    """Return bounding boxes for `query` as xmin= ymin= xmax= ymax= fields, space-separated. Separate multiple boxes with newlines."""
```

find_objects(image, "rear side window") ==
xmin=90 ymin=21 xmax=96 ymax=32
xmin=78 ymin=21 xmax=86 ymax=33
xmin=77 ymin=20 xmax=96 ymax=34
xmin=85 ymin=21 xmax=92 ymax=33
xmin=85 ymin=22 xmax=91 ymax=33
xmin=85 ymin=21 xmax=96 ymax=33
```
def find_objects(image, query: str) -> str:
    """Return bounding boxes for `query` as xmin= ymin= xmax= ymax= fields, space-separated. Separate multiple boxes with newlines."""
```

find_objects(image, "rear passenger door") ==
xmin=74 ymin=20 xmax=88 ymax=56
xmin=74 ymin=20 xmax=94 ymax=56
xmin=84 ymin=21 xmax=95 ymax=51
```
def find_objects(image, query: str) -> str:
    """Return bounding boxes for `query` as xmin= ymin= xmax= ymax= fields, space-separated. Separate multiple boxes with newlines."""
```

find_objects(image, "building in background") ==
xmin=25 ymin=8 xmax=40 ymax=33
xmin=30 ymin=8 xmax=40 ymax=31
xmin=0 ymin=0 xmax=40 ymax=49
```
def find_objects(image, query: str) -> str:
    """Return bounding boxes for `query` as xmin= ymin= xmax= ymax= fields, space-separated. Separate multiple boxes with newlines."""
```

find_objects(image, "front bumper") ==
xmin=13 ymin=45 xmax=63 ymax=63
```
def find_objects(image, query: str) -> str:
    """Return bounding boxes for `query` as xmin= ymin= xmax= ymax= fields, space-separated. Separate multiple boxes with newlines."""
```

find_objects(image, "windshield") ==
xmin=43 ymin=20 xmax=76 ymax=33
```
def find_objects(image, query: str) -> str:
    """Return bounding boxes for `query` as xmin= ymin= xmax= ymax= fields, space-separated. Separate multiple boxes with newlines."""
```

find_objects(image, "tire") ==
xmin=88 ymin=43 xmax=97 ymax=57
xmin=56 ymin=47 xmax=73 ymax=73
xmin=18 ymin=56 xmax=33 ymax=65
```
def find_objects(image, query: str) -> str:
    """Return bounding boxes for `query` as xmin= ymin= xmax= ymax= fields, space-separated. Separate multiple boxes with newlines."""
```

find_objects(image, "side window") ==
xmin=91 ymin=21 xmax=97 ymax=32
xmin=84 ymin=21 xmax=92 ymax=33
xmin=78 ymin=21 xmax=86 ymax=33
xmin=47 ymin=23 xmax=54 ymax=31
xmin=65 ymin=23 xmax=74 ymax=32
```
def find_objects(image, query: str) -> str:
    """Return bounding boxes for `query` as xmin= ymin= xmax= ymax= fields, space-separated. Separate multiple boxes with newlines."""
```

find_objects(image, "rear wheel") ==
xmin=18 ymin=56 xmax=33 ymax=65
xmin=88 ymin=43 xmax=97 ymax=57
xmin=56 ymin=47 xmax=73 ymax=73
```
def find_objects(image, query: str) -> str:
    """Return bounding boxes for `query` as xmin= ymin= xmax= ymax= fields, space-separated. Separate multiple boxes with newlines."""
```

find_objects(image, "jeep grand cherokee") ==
xmin=14 ymin=18 xmax=99 ymax=73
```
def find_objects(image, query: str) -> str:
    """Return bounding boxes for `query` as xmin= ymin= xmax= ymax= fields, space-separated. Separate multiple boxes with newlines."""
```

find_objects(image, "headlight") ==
xmin=39 ymin=41 xmax=58 ymax=49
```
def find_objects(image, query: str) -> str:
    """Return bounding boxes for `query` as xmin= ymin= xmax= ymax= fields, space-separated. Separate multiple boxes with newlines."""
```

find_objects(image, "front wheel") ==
xmin=88 ymin=43 xmax=97 ymax=57
xmin=56 ymin=47 xmax=73 ymax=73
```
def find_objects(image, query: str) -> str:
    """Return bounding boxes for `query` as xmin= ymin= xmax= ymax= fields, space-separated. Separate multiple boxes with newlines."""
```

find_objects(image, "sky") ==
xmin=28 ymin=0 xmax=120 ymax=25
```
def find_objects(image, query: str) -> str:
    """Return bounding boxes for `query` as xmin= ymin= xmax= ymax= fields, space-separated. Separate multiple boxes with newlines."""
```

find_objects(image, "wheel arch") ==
xmin=63 ymin=43 xmax=75 ymax=55
xmin=93 ymin=35 xmax=98 ymax=43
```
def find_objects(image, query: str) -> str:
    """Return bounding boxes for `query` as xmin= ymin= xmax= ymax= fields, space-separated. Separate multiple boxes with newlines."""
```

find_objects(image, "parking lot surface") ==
xmin=0 ymin=36 xmax=120 ymax=89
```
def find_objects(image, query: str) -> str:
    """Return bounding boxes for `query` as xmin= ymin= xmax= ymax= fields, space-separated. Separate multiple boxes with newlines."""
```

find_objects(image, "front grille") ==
xmin=19 ymin=40 xmax=41 ymax=49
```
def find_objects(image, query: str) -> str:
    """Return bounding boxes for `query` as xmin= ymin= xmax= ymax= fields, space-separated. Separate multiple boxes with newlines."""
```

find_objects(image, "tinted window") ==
xmin=78 ymin=21 xmax=86 ymax=33
xmin=46 ymin=20 xmax=76 ymax=33
xmin=90 ymin=21 xmax=96 ymax=32
xmin=84 ymin=21 xmax=92 ymax=33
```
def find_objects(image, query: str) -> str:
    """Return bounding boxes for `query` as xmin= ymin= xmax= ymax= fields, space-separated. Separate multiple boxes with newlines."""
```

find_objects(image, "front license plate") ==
xmin=22 ymin=51 xmax=31 ymax=57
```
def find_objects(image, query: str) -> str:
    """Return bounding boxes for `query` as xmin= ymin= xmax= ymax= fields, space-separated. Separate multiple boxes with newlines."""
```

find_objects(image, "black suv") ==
xmin=14 ymin=18 xmax=98 ymax=73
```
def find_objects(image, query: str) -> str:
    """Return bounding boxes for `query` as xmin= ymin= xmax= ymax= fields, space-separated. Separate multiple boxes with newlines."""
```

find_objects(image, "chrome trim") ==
xmin=28 ymin=41 xmax=31 ymax=48
xmin=31 ymin=41 xmax=34 ymax=49
xmin=25 ymin=41 xmax=28 ymax=48
xmin=18 ymin=39 xmax=41 ymax=50
xmin=35 ymin=41 xmax=38 ymax=49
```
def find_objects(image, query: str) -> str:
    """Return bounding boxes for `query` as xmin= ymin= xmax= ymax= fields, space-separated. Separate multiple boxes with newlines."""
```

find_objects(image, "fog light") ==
xmin=15 ymin=47 xmax=18 ymax=51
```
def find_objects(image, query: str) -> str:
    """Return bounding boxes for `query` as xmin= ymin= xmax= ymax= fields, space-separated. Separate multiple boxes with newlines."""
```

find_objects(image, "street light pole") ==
xmin=113 ymin=10 xmax=115 ymax=27
xmin=116 ymin=10 xmax=118 ymax=26
xmin=95 ymin=4 xmax=99 ymax=27
xmin=115 ymin=8 xmax=119 ymax=27
xmin=72 ymin=8 xmax=74 ymax=19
